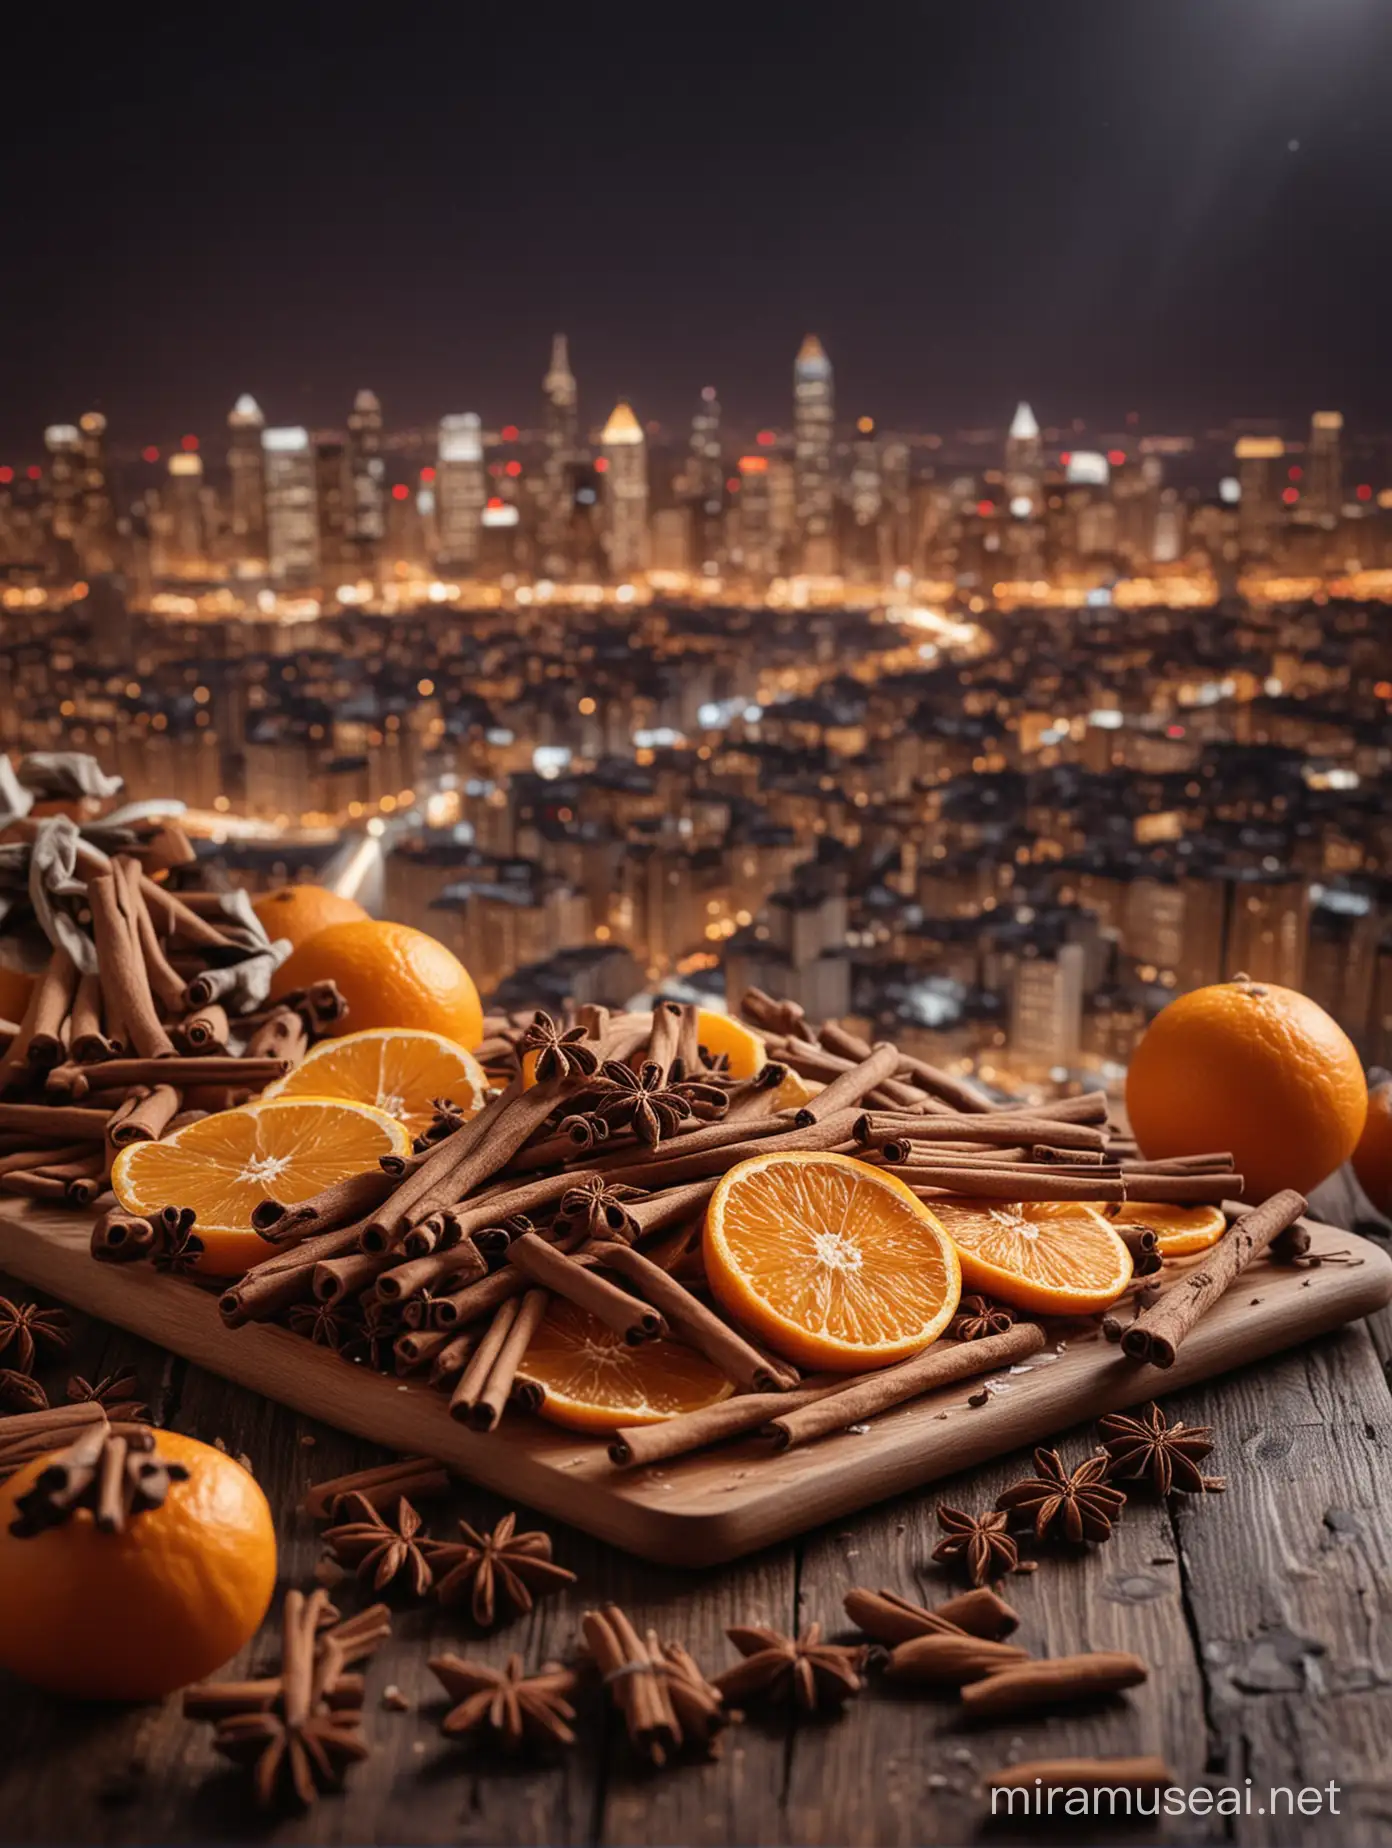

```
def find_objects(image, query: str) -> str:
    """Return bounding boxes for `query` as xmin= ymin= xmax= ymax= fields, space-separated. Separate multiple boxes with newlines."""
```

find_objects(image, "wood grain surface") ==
xmin=0 ymin=1200 xmax=1387 ymax=1564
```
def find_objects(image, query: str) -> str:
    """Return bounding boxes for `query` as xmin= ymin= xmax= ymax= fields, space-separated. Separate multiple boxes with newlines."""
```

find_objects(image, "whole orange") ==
xmin=1352 ymin=1080 xmax=1392 ymax=1215
xmin=1126 ymin=977 xmax=1367 ymax=1202
xmin=270 ymin=917 xmax=483 ymax=1049
xmin=250 ymin=883 xmax=368 ymax=952
xmin=0 ymin=1430 xmax=276 ymax=1701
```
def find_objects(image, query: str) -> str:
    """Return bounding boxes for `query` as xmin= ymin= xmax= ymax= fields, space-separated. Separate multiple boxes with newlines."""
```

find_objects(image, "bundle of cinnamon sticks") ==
xmin=0 ymin=821 xmax=348 ymax=1218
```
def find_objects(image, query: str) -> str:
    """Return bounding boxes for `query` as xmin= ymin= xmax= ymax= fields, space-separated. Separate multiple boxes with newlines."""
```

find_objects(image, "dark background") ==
xmin=4 ymin=0 xmax=1391 ymax=453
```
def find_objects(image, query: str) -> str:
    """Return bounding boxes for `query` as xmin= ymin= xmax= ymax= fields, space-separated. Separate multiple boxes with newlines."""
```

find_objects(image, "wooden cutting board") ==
xmin=2 ymin=1201 xmax=1387 ymax=1565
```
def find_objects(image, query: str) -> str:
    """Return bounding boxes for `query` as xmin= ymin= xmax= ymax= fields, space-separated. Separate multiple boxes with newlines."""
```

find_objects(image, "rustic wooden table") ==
xmin=3 ymin=1174 xmax=1391 ymax=1847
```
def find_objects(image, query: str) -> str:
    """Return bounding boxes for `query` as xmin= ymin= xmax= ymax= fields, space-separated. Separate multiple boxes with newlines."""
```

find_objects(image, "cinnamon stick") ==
xmin=91 ymin=1205 xmax=158 ymax=1263
xmin=302 ymin=1457 xmax=450 ymax=1519
xmin=0 ymin=1140 xmax=89 ymax=1178
xmin=856 ymin=1113 xmax=1106 ymax=1153
xmin=69 ymin=972 xmax=117 ymax=1062
xmin=882 ymin=1633 xmax=1030 ymax=1687
xmin=107 ymin=1084 xmax=181 ymax=1147
xmin=180 ymin=1003 xmax=231 ymax=1053
xmin=470 ymin=1287 xmax=550 ymax=1430
xmin=87 ymin=871 xmax=175 ymax=1060
xmin=622 ymin=1178 xmax=720 ymax=1241
xmin=313 ymin=1250 xmax=392 ymax=1302
xmin=0 ymin=1103 xmax=110 ymax=1140
xmin=586 ymin=1240 xmax=799 ymax=1390
xmin=932 ymin=1587 xmax=1022 ymax=1638
xmin=252 ymin=1167 xmax=397 ymax=1241
xmin=507 ymin=1233 xmax=666 ymax=1345
xmin=900 ymin=1167 xmax=1241 ymax=1206
xmin=821 ymin=1020 xmax=994 ymax=1114
xmin=23 ymin=945 xmax=79 ymax=1071
xmin=843 ymin=1584 xmax=1021 ymax=1645
xmin=985 ymin=1756 xmax=1175 ymax=1799
xmin=959 ymin=1650 xmax=1148 ymax=1721
xmin=137 ymin=875 xmax=241 ymax=951
xmin=372 ymin=1241 xmax=488 ymax=1304
xmin=1121 ymin=1188 xmax=1306 ymax=1368
xmin=53 ymin=1055 xmax=290 ymax=1097
xmin=608 ymin=1378 xmax=849 ymax=1467
xmin=793 ymin=1042 xmax=902 ymax=1125
xmin=117 ymin=857 xmax=188 ymax=1015
xmin=643 ymin=1001 xmax=684 ymax=1086
xmin=449 ymin=1297 xmax=523 ymax=1423
xmin=764 ymin=1323 xmax=1045 ymax=1451
xmin=587 ymin=1110 xmax=862 ymax=1188
xmin=245 ymin=1006 xmax=308 ymax=1066
xmin=431 ymin=1266 xmax=527 ymax=1329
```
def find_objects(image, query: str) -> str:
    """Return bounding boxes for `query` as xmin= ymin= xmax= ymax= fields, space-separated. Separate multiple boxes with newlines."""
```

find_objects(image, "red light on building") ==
xmin=142 ymin=445 xmax=160 ymax=463
xmin=976 ymin=498 xmax=994 ymax=517
xmin=755 ymin=429 xmax=776 ymax=446
xmin=500 ymin=424 xmax=519 ymax=442
xmin=1357 ymin=483 xmax=1373 ymax=501
xmin=486 ymin=496 xmax=504 ymax=510
xmin=420 ymin=465 xmax=436 ymax=483
xmin=504 ymin=459 xmax=522 ymax=477
xmin=1059 ymin=451 xmax=1072 ymax=466
xmin=26 ymin=465 xmax=41 ymax=481
xmin=391 ymin=483 xmax=409 ymax=501
xmin=181 ymin=433 xmax=199 ymax=452
xmin=726 ymin=476 xmax=740 ymax=493
xmin=1287 ymin=464 xmax=1302 ymax=481
xmin=0 ymin=467 xmax=12 ymax=485
xmin=1166 ymin=724 xmax=1186 ymax=739
xmin=594 ymin=456 xmax=609 ymax=473
xmin=1106 ymin=448 xmax=1126 ymax=466
xmin=1281 ymin=486 xmax=1299 ymax=505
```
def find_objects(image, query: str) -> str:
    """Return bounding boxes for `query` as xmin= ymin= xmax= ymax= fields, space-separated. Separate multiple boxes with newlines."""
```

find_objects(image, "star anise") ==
xmin=288 ymin=1300 xmax=357 ymax=1352
xmin=931 ymin=1505 xmax=1020 ymax=1586
xmin=950 ymin=1294 xmax=1017 ymax=1341
xmin=555 ymin=1176 xmax=647 ymax=1243
xmin=214 ymin=1704 xmax=370 ymax=1809
xmin=713 ymin=1623 xmax=866 ymax=1714
xmin=322 ymin=1494 xmax=434 ymax=1597
xmin=520 ymin=1011 xmax=599 ymax=1084
xmin=66 ymin=1366 xmax=150 ymax=1423
xmin=0 ymin=1369 xmax=49 ymax=1413
xmin=342 ymin=1299 xmax=401 ymax=1371
xmin=1098 ymin=1403 xmax=1216 ymax=1496
xmin=596 ymin=1059 xmax=693 ymax=1147
xmin=996 ymin=1448 xmax=1127 ymax=1544
xmin=424 ymin=1511 xmax=577 ymax=1626
xmin=0 ymin=1296 xmax=71 ymax=1374
xmin=152 ymin=1209 xmax=204 ymax=1276
xmin=429 ymin=1651 xmax=579 ymax=1750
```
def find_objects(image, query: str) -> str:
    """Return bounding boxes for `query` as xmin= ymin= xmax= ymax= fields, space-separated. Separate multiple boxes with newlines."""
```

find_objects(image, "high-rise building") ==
xmin=162 ymin=452 xmax=205 ymax=573
xmin=314 ymin=438 xmax=351 ymax=583
xmin=346 ymin=389 xmax=385 ymax=575
xmin=600 ymin=401 xmax=649 ymax=578
xmin=43 ymin=424 xmax=82 ymax=560
xmin=1004 ymin=401 xmax=1043 ymax=512
xmin=1307 ymin=411 xmax=1343 ymax=523
xmin=227 ymin=393 xmax=267 ymax=567
xmin=539 ymin=334 xmax=578 ymax=574
xmin=793 ymin=334 xmax=835 ymax=573
xmin=436 ymin=413 xmax=486 ymax=571
xmin=688 ymin=385 xmax=724 ymax=575
xmin=734 ymin=454 xmax=776 ymax=581
xmin=1234 ymin=436 xmax=1284 ymax=559
xmin=879 ymin=437 xmax=911 ymax=574
xmin=261 ymin=426 xmax=319 ymax=586
xmin=77 ymin=411 xmax=116 ymax=573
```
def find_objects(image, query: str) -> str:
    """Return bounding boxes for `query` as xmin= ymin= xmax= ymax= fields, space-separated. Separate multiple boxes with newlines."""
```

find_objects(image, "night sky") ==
xmin=6 ymin=1 xmax=1392 ymax=455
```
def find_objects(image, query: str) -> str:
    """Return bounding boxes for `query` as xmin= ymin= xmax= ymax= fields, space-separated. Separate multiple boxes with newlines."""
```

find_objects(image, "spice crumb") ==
xmin=847 ymin=1422 xmax=870 ymax=1435
xmin=235 ymin=1453 xmax=253 ymax=1474
xmin=381 ymin=1686 xmax=410 ymax=1712
xmin=299 ymin=1433 xmax=317 ymax=1447
xmin=967 ymin=1388 xmax=989 ymax=1407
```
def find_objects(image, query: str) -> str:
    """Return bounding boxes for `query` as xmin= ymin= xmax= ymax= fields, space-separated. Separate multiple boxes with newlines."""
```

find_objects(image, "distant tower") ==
xmin=1307 ymin=411 xmax=1343 ymax=523
xmin=164 ymin=452 xmax=206 ymax=573
xmin=688 ymin=385 xmax=724 ymax=574
xmin=793 ymin=335 xmax=835 ymax=572
xmin=540 ymin=334 xmax=578 ymax=574
xmin=44 ymin=424 xmax=82 ymax=547
xmin=314 ymin=437 xmax=351 ymax=583
xmin=600 ymin=401 xmax=649 ymax=578
xmin=261 ymin=427 xmax=320 ymax=586
xmin=735 ymin=454 xmax=776 ymax=581
xmin=77 ymin=411 xmax=116 ymax=572
xmin=227 ymin=393 xmax=267 ymax=566
xmin=437 ymin=413 xmax=486 ymax=572
xmin=346 ymin=389 xmax=385 ymax=575
xmin=1233 ymin=436 xmax=1284 ymax=559
xmin=1004 ymin=401 xmax=1043 ymax=510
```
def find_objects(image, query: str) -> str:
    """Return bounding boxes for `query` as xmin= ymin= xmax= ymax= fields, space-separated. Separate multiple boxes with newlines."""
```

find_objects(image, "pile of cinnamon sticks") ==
xmin=0 ymin=824 xmax=346 ymax=1220
xmin=86 ymin=987 xmax=1277 ymax=1464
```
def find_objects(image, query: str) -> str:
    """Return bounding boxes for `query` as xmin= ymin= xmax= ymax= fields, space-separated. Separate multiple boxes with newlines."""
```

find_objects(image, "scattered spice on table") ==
xmin=713 ymin=1622 xmax=866 ymax=1714
xmin=949 ymin=1295 xmax=1016 ymax=1341
xmin=425 ymin=1511 xmax=576 ymax=1627
xmin=429 ymin=1652 xmax=579 ymax=1751
xmin=1098 ymin=1403 xmax=1217 ymax=1495
xmin=996 ymin=1448 xmax=1127 ymax=1544
xmin=931 ymin=1505 xmax=1021 ymax=1586
xmin=321 ymin=1494 xmax=434 ymax=1598
xmin=0 ymin=1297 xmax=70 ymax=1374
xmin=65 ymin=1367 xmax=150 ymax=1423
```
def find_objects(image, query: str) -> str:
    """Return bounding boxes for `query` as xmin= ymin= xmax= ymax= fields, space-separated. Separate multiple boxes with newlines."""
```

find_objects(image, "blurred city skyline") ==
xmin=6 ymin=1 xmax=1392 ymax=447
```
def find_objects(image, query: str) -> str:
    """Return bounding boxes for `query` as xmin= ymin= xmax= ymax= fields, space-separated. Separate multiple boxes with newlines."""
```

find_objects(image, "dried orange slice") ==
xmin=931 ymin=1200 xmax=1132 ymax=1315
xmin=1111 ymin=1202 xmax=1227 ymax=1258
xmin=703 ymin=1151 xmax=961 ymax=1372
xmin=770 ymin=1066 xmax=821 ymax=1112
xmin=111 ymin=1097 xmax=411 ymax=1277
xmin=262 ymin=1027 xmax=487 ymax=1140
xmin=521 ymin=1302 xmax=733 ymax=1432
xmin=693 ymin=1010 xmax=767 ymax=1080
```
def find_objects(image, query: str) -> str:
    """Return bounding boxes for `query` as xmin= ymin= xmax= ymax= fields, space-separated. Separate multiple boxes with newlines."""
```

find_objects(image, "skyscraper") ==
xmin=43 ymin=424 xmax=82 ymax=553
xmin=1004 ymin=401 xmax=1043 ymax=511
xmin=437 ymin=413 xmax=486 ymax=571
xmin=346 ymin=389 xmax=385 ymax=576
xmin=261 ymin=426 xmax=319 ymax=586
xmin=227 ymin=393 xmax=267 ymax=567
xmin=1307 ymin=411 xmax=1343 ymax=523
xmin=735 ymin=454 xmax=776 ymax=581
xmin=600 ymin=401 xmax=649 ymax=578
xmin=793 ymin=334 xmax=835 ymax=573
xmin=313 ymin=438 xmax=351 ymax=583
xmin=539 ymin=334 xmax=578 ymax=575
xmin=77 ymin=411 xmax=115 ymax=573
xmin=162 ymin=452 xmax=205 ymax=574
xmin=1233 ymin=436 xmax=1284 ymax=559
xmin=688 ymin=385 xmax=724 ymax=575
